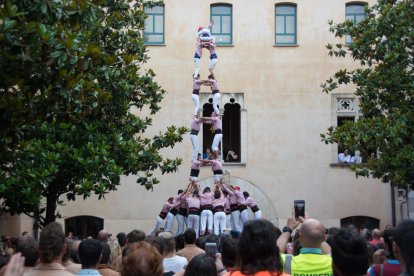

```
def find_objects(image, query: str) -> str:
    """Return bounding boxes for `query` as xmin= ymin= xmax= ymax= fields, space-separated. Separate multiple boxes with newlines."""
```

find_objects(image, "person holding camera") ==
xmin=278 ymin=216 xmax=333 ymax=276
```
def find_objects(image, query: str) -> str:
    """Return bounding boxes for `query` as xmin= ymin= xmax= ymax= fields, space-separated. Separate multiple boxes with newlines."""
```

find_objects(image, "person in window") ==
xmin=338 ymin=148 xmax=354 ymax=163
xmin=226 ymin=150 xmax=238 ymax=162
xmin=203 ymin=148 xmax=213 ymax=160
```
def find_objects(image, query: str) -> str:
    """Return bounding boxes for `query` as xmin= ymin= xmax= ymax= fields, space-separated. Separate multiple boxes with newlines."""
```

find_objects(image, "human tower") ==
xmin=148 ymin=23 xmax=262 ymax=237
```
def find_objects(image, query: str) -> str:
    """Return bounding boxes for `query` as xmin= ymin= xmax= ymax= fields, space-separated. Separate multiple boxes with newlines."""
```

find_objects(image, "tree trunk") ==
xmin=33 ymin=206 xmax=41 ymax=241
xmin=43 ymin=183 xmax=58 ymax=226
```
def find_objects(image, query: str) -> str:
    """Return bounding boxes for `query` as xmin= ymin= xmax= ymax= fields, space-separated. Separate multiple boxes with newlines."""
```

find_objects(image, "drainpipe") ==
xmin=391 ymin=183 xmax=396 ymax=226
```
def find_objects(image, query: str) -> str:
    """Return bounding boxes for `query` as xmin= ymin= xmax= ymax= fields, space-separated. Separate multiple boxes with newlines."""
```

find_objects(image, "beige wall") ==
xmin=2 ymin=0 xmax=395 ymax=237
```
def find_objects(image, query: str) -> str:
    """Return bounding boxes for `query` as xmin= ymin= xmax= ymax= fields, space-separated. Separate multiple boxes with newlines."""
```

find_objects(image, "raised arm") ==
xmin=202 ymin=80 xmax=213 ymax=86
xmin=221 ymin=182 xmax=234 ymax=195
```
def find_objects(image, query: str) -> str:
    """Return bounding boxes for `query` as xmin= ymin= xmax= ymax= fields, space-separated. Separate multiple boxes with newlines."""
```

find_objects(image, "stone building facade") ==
xmin=2 ymin=0 xmax=397 ymax=238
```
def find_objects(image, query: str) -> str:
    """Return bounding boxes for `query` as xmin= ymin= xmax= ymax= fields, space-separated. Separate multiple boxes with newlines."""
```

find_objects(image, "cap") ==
xmin=234 ymin=186 xmax=240 ymax=191
xmin=197 ymin=25 xmax=204 ymax=31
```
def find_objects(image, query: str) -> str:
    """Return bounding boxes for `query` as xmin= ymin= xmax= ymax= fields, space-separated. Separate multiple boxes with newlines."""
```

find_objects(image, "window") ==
xmin=144 ymin=5 xmax=164 ymax=45
xmin=210 ymin=4 xmax=232 ymax=45
xmin=203 ymin=100 xmax=216 ymax=157
xmin=337 ymin=116 xmax=355 ymax=155
xmin=223 ymin=99 xmax=241 ymax=163
xmin=340 ymin=216 xmax=379 ymax=230
xmin=330 ymin=96 xmax=361 ymax=164
xmin=345 ymin=3 xmax=366 ymax=44
xmin=65 ymin=216 xmax=104 ymax=240
xmin=200 ymin=93 xmax=246 ymax=163
xmin=275 ymin=4 xmax=297 ymax=45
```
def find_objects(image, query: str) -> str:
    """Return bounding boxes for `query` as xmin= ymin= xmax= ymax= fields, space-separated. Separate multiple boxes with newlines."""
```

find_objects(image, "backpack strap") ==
xmin=284 ymin=254 xmax=292 ymax=275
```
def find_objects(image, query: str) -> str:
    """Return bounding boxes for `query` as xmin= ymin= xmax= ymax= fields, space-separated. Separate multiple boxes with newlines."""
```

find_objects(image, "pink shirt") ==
xmin=245 ymin=196 xmax=258 ymax=208
xmin=161 ymin=201 xmax=175 ymax=213
xmin=211 ymin=160 xmax=223 ymax=171
xmin=224 ymin=197 xmax=230 ymax=210
xmin=198 ymin=191 xmax=213 ymax=206
xmin=222 ymin=185 xmax=238 ymax=205
xmin=179 ymin=199 xmax=188 ymax=209
xmin=173 ymin=194 xmax=183 ymax=205
xmin=191 ymin=160 xmax=202 ymax=170
xmin=211 ymin=117 xmax=222 ymax=130
xmin=193 ymin=79 xmax=203 ymax=91
xmin=190 ymin=118 xmax=202 ymax=131
xmin=186 ymin=196 xmax=201 ymax=209
xmin=210 ymin=79 xmax=219 ymax=91
xmin=212 ymin=194 xmax=226 ymax=208
xmin=234 ymin=191 xmax=246 ymax=205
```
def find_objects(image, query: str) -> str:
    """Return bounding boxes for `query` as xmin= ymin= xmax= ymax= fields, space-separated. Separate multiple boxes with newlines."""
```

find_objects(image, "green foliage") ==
xmin=0 ymin=0 xmax=187 ymax=225
xmin=321 ymin=0 xmax=414 ymax=188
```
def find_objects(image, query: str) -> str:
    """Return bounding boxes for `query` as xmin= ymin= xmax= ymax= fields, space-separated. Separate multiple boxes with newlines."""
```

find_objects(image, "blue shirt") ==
xmin=77 ymin=269 xmax=102 ymax=275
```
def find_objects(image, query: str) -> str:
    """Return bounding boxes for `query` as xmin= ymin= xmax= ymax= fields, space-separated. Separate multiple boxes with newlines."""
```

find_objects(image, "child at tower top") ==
xmin=193 ymin=21 xmax=217 ymax=78
xmin=197 ymin=21 xmax=215 ymax=44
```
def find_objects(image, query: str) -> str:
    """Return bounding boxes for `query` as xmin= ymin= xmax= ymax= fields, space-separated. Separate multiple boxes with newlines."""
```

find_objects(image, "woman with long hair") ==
xmin=226 ymin=219 xmax=289 ymax=276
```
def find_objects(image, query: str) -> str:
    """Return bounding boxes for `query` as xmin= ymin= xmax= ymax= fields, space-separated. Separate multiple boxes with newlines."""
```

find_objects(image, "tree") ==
xmin=321 ymin=0 xmax=414 ymax=188
xmin=0 ymin=0 xmax=187 ymax=226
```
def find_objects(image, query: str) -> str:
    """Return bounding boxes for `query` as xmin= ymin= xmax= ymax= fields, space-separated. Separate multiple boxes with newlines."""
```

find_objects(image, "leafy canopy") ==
xmin=0 ymin=0 xmax=187 ymax=225
xmin=321 ymin=0 xmax=414 ymax=188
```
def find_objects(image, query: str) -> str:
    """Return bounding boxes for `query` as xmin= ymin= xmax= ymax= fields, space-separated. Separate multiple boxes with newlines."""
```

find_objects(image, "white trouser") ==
xmin=212 ymin=133 xmax=223 ymax=152
xmin=200 ymin=210 xmax=213 ymax=235
xmin=226 ymin=214 xmax=232 ymax=229
xmin=231 ymin=210 xmax=242 ymax=232
xmin=240 ymin=209 xmax=249 ymax=226
xmin=213 ymin=174 xmax=223 ymax=182
xmin=187 ymin=214 xmax=200 ymax=238
xmin=176 ymin=214 xmax=186 ymax=236
xmin=209 ymin=58 xmax=218 ymax=71
xmin=165 ymin=212 xmax=175 ymax=232
xmin=254 ymin=210 xmax=262 ymax=220
xmin=194 ymin=58 xmax=200 ymax=77
xmin=190 ymin=134 xmax=199 ymax=162
xmin=192 ymin=94 xmax=200 ymax=116
xmin=213 ymin=211 xmax=227 ymax=235
xmin=149 ymin=216 xmax=165 ymax=236
xmin=212 ymin=92 xmax=221 ymax=115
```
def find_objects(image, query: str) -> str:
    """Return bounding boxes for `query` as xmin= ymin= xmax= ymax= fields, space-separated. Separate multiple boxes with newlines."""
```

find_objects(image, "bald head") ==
xmin=97 ymin=229 xmax=109 ymax=242
xmin=300 ymin=219 xmax=326 ymax=248
xmin=372 ymin=228 xmax=381 ymax=239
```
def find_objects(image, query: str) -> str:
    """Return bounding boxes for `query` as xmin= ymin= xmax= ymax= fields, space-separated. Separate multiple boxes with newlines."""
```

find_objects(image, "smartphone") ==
xmin=205 ymin=242 xmax=217 ymax=258
xmin=294 ymin=200 xmax=305 ymax=219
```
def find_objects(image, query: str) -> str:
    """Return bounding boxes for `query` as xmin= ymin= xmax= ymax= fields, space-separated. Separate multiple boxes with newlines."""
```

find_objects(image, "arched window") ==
xmin=223 ymin=99 xmax=241 ymax=163
xmin=275 ymin=4 xmax=297 ymax=45
xmin=340 ymin=216 xmax=380 ymax=230
xmin=201 ymin=93 xmax=245 ymax=163
xmin=210 ymin=4 xmax=233 ymax=45
xmin=65 ymin=215 xmax=104 ymax=240
xmin=203 ymin=100 xmax=216 ymax=157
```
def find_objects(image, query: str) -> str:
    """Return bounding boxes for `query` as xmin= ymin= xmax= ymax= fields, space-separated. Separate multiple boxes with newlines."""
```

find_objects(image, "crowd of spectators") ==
xmin=0 ymin=216 xmax=413 ymax=276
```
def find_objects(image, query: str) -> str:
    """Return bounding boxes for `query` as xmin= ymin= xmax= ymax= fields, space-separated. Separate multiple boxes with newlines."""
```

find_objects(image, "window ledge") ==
xmin=330 ymin=162 xmax=354 ymax=168
xmin=224 ymin=162 xmax=246 ymax=167
xmin=145 ymin=44 xmax=166 ymax=46
xmin=274 ymin=44 xmax=299 ymax=47
xmin=216 ymin=44 xmax=234 ymax=47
